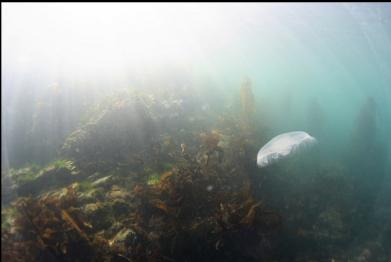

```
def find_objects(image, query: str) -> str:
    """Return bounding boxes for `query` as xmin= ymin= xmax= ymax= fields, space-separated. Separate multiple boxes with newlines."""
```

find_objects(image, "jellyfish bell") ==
xmin=257 ymin=131 xmax=317 ymax=168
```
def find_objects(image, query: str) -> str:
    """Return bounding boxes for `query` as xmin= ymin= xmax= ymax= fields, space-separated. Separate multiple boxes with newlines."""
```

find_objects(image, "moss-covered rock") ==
xmin=1 ymin=207 xmax=17 ymax=232
xmin=60 ymin=94 xmax=158 ymax=169
xmin=91 ymin=175 xmax=113 ymax=187
xmin=79 ymin=187 xmax=106 ymax=203
xmin=83 ymin=202 xmax=113 ymax=230
xmin=106 ymin=185 xmax=131 ymax=201
xmin=6 ymin=160 xmax=80 ymax=198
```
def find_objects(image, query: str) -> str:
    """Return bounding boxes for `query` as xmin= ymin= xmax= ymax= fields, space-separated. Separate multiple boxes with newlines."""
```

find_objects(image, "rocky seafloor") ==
xmin=2 ymin=88 xmax=390 ymax=262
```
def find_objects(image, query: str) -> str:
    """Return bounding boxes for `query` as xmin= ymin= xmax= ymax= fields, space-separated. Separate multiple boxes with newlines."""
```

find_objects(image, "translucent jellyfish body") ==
xmin=257 ymin=131 xmax=317 ymax=168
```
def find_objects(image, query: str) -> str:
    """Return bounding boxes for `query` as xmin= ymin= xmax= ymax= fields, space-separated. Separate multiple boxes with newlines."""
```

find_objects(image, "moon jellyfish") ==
xmin=257 ymin=131 xmax=317 ymax=168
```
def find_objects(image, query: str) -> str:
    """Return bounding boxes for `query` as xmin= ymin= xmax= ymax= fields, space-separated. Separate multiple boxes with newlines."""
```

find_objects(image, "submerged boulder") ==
xmin=5 ymin=160 xmax=79 ymax=198
xmin=60 ymin=89 xmax=214 ymax=173
xmin=61 ymin=94 xmax=157 ymax=167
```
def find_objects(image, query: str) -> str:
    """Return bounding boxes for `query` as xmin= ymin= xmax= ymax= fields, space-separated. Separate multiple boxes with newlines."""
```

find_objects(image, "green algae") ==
xmin=147 ymin=173 xmax=160 ymax=185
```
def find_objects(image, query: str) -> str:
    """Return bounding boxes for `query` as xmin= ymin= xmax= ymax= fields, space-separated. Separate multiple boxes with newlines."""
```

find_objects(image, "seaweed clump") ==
xmin=120 ymin=133 xmax=281 ymax=262
xmin=2 ymin=87 xmax=281 ymax=262
xmin=1 ymin=186 xmax=111 ymax=262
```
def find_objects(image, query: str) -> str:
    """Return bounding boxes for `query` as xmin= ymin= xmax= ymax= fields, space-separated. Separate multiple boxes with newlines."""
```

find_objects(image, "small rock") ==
xmin=83 ymin=203 xmax=101 ymax=214
xmin=78 ymin=187 xmax=105 ymax=203
xmin=82 ymin=202 xmax=113 ymax=230
xmin=106 ymin=186 xmax=130 ymax=200
xmin=92 ymin=175 xmax=112 ymax=187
